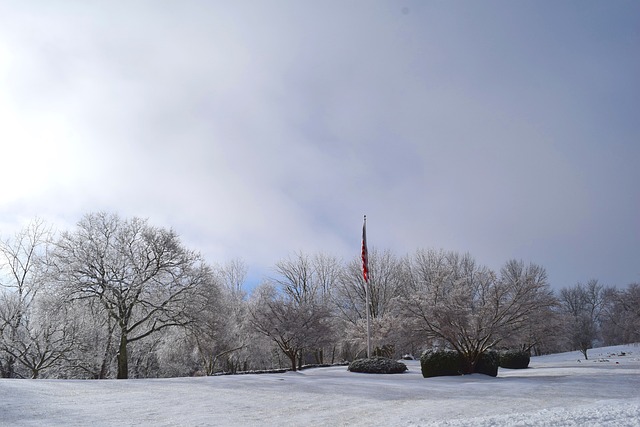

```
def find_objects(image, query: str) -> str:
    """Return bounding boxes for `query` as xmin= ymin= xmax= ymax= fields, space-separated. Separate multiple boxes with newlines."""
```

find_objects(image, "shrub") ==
xmin=421 ymin=349 xmax=501 ymax=378
xmin=499 ymin=350 xmax=530 ymax=369
xmin=420 ymin=349 xmax=463 ymax=378
xmin=474 ymin=350 xmax=499 ymax=377
xmin=347 ymin=357 xmax=407 ymax=374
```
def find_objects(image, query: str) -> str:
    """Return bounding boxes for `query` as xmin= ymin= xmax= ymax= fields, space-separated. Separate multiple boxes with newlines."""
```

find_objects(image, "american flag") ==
xmin=361 ymin=216 xmax=369 ymax=283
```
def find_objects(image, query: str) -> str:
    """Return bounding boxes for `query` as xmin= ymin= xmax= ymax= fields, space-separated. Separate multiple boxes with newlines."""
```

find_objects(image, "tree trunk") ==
xmin=117 ymin=331 xmax=128 ymax=379
xmin=1 ymin=357 xmax=16 ymax=378
xmin=99 ymin=330 xmax=113 ymax=379
xmin=461 ymin=351 xmax=478 ymax=374
xmin=581 ymin=347 xmax=589 ymax=360
xmin=286 ymin=350 xmax=297 ymax=371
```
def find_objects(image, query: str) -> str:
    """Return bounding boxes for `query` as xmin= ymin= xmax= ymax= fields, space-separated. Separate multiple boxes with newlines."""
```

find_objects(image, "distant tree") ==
xmin=600 ymin=283 xmax=640 ymax=346
xmin=0 ymin=219 xmax=54 ymax=378
xmin=248 ymin=282 xmax=328 ymax=370
xmin=187 ymin=259 xmax=247 ymax=375
xmin=268 ymin=252 xmax=337 ymax=365
xmin=618 ymin=284 xmax=640 ymax=343
xmin=399 ymin=251 xmax=555 ymax=373
xmin=506 ymin=303 xmax=564 ymax=356
xmin=332 ymin=249 xmax=404 ymax=359
xmin=49 ymin=212 xmax=210 ymax=379
xmin=559 ymin=280 xmax=607 ymax=360
xmin=496 ymin=260 xmax=560 ymax=354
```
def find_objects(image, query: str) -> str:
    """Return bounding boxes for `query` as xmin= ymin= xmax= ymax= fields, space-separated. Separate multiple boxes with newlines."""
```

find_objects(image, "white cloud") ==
xmin=0 ymin=1 xmax=638 ymax=288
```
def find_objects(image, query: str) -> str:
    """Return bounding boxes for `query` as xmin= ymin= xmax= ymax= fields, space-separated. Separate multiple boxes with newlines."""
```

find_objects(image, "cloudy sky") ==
xmin=0 ymin=1 xmax=638 ymax=289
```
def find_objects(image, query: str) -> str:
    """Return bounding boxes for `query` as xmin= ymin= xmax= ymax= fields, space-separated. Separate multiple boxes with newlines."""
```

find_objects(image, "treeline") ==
xmin=0 ymin=213 xmax=638 ymax=379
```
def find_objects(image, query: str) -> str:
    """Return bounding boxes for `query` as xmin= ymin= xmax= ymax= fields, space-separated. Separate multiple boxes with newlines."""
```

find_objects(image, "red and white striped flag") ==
xmin=361 ymin=216 xmax=369 ymax=283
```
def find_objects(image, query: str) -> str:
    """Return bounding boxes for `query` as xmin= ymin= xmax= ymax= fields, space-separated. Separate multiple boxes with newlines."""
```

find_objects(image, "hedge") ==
xmin=348 ymin=357 xmax=408 ymax=374
xmin=499 ymin=350 xmax=530 ymax=369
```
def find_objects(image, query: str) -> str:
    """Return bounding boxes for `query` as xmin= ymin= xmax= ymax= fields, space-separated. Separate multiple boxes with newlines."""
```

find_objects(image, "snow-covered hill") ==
xmin=1 ymin=344 xmax=639 ymax=426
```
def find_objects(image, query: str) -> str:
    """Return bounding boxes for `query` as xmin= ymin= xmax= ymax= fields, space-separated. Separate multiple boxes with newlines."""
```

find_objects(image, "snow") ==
xmin=1 ymin=344 xmax=639 ymax=426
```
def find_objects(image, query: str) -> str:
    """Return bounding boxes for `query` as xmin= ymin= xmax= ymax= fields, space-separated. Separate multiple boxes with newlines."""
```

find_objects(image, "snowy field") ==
xmin=1 ymin=344 xmax=639 ymax=427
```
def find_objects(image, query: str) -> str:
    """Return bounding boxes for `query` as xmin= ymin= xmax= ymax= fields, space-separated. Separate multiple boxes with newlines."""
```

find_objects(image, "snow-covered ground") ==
xmin=1 ymin=344 xmax=639 ymax=426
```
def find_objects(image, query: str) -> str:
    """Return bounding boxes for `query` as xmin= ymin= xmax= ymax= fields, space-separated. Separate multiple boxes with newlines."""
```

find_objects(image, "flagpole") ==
xmin=366 ymin=272 xmax=371 ymax=359
xmin=362 ymin=215 xmax=372 ymax=359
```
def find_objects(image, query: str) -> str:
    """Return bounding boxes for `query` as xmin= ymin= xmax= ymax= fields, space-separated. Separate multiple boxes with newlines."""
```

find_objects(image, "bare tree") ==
xmin=619 ymin=284 xmax=640 ymax=343
xmin=49 ymin=212 xmax=210 ymax=379
xmin=269 ymin=252 xmax=338 ymax=365
xmin=332 ymin=249 xmax=404 ymax=358
xmin=63 ymin=297 xmax=117 ymax=379
xmin=0 ymin=219 xmax=52 ymax=378
xmin=186 ymin=259 xmax=248 ymax=375
xmin=1 ymin=293 xmax=77 ymax=379
xmin=559 ymin=280 xmax=608 ymax=359
xmin=399 ymin=251 xmax=555 ymax=373
xmin=249 ymin=282 xmax=331 ymax=371
xmin=497 ymin=260 xmax=559 ymax=353
xmin=603 ymin=284 xmax=640 ymax=345
xmin=274 ymin=252 xmax=318 ymax=304
xmin=312 ymin=253 xmax=342 ymax=304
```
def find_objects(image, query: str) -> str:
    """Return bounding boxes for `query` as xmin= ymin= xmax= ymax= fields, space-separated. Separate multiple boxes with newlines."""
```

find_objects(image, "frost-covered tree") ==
xmin=49 ymin=212 xmax=211 ymax=379
xmin=1 ymin=291 xmax=77 ymax=379
xmin=186 ymin=259 xmax=248 ymax=375
xmin=267 ymin=252 xmax=337 ymax=365
xmin=62 ymin=297 xmax=117 ymax=379
xmin=249 ymin=280 xmax=332 ymax=371
xmin=496 ymin=260 xmax=559 ymax=353
xmin=0 ymin=219 xmax=54 ymax=378
xmin=559 ymin=280 xmax=608 ymax=359
xmin=332 ymin=249 xmax=404 ymax=359
xmin=600 ymin=283 xmax=640 ymax=345
xmin=399 ymin=251 xmax=555 ymax=373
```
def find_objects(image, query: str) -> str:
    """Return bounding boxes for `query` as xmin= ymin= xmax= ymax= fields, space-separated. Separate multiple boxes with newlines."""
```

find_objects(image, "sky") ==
xmin=1 ymin=344 xmax=639 ymax=425
xmin=0 ymin=1 xmax=638 ymax=290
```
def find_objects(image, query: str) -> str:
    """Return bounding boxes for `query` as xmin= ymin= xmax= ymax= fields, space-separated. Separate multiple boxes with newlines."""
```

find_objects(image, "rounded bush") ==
xmin=420 ymin=349 xmax=463 ymax=378
xmin=474 ymin=350 xmax=499 ymax=377
xmin=347 ymin=357 xmax=407 ymax=374
xmin=499 ymin=350 xmax=530 ymax=369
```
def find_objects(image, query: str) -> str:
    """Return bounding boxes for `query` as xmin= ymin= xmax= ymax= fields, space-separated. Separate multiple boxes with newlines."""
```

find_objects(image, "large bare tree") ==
xmin=49 ymin=212 xmax=210 ymax=379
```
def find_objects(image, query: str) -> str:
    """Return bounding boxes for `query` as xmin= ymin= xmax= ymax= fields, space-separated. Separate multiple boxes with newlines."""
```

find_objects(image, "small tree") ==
xmin=559 ymin=280 xmax=607 ymax=360
xmin=249 ymin=282 xmax=332 ymax=371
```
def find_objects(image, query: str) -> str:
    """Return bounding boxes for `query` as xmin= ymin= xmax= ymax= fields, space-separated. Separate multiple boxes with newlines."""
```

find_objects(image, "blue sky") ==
xmin=0 ymin=1 xmax=638 ymax=289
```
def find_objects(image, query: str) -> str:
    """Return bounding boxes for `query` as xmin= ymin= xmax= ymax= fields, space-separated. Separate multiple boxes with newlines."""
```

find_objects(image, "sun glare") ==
xmin=0 ymin=104 xmax=73 ymax=204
